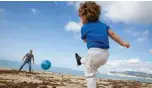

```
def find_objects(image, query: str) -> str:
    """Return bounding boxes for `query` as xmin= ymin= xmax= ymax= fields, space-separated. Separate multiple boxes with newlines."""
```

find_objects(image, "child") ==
xmin=75 ymin=1 xmax=130 ymax=88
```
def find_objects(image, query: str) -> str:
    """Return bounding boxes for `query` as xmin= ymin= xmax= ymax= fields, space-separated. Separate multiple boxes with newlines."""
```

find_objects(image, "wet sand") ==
xmin=0 ymin=69 xmax=152 ymax=88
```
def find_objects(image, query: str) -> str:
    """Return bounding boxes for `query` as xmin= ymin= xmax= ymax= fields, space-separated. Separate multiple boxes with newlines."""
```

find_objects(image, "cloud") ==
xmin=124 ymin=28 xmax=149 ymax=43
xmin=127 ymin=58 xmax=140 ymax=64
xmin=136 ymin=29 xmax=149 ymax=43
xmin=99 ymin=1 xmax=152 ymax=24
xmin=65 ymin=21 xmax=82 ymax=32
xmin=136 ymin=37 xmax=148 ymax=43
xmin=31 ymin=8 xmax=38 ymax=14
xmin=65 ymin=21 xmax=82 ymax=39
xmin=101 ymin=58 xmax=152 ymax=74
xmin=124 ymin=28 xmax=141 ymax=37
xmin=70 ymin=1 xmax=152 ymax=24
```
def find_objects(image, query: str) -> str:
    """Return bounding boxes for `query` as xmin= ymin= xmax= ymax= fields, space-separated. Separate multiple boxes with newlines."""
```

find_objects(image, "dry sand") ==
xmin=0 ymin=68 xmax=152 ymax=88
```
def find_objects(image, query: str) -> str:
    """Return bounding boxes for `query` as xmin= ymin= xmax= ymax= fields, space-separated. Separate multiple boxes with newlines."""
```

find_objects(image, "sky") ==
xmin=0 ymin=1 xmax=152 ymax=73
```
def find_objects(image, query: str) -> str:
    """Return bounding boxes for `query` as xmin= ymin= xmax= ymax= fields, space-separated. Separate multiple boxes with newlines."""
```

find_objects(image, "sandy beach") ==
xmin=0 ymin=68 xmax=152 ymax=88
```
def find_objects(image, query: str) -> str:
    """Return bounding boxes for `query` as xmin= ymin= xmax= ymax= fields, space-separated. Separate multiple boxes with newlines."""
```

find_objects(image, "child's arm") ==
xmin=108 ymin=29 xmax=130 ymax=48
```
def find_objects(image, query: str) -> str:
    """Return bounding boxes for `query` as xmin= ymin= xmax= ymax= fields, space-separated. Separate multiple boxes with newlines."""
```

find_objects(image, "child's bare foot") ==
xmin=75 ymin=53 xmax=82 ymax=66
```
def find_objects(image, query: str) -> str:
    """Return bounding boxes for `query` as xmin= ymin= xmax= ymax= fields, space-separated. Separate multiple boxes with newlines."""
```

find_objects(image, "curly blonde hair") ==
xmin=78 ymin=1 xmax=101 ymax=22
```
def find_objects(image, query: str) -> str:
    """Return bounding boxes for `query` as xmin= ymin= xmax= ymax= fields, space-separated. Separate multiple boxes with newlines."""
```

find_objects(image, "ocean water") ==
xmin=0 ymin=59 xmax=152 ymax=83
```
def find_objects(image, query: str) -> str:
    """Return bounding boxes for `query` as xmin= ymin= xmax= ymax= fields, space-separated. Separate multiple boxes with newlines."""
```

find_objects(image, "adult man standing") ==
xmin=18 ymin=50 xmax=35 ymax=73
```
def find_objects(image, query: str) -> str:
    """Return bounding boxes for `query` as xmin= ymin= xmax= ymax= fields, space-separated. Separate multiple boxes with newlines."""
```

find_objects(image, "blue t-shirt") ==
xmin=81 ymin=21 xmax=110 ymax=49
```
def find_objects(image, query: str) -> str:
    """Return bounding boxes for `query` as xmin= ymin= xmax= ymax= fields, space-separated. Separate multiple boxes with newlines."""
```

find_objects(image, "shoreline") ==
xmin=105 ymin=72 xmax=152 ymax=81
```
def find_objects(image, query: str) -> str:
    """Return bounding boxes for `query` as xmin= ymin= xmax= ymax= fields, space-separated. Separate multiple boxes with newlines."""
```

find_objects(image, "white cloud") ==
xmin=124 ymin=28 xmax=141 ymax=37
xmin=136 ymin=37 xmax=148 ymax=43
xmin=99 ymin=1 xmax=152 ymax=24
xmin=101 ymin=58 xmax=152 ymax=74
xmin=127 ymin=58 xmax=140 ymax=64
xmin=124 ymin=28 xmax=149 ymax=43
xmin=31 ymin=8 xmax=38 ymax=14
xmin=65 ymin=21 xmax=82 ymax=32
xmin=70 ymin=1 xmax=152 ymax=24
xmin=136 ymin=29 xmax=149 ymax=43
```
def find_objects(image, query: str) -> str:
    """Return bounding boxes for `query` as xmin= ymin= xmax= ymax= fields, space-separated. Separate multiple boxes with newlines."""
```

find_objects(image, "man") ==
xmin=18 ymin=50 xmax=35 ymax=73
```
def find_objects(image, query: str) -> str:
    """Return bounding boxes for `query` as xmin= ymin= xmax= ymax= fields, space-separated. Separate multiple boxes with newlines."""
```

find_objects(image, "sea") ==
xmin=0 ymin=59 xmax=152 ymax=83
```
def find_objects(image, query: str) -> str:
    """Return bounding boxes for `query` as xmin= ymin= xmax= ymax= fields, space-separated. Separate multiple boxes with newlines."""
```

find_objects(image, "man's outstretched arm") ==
xmin=22 ymin=55 xmax=26 ymax=61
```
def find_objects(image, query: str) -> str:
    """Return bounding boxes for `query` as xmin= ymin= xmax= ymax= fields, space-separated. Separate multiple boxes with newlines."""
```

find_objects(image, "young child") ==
xmin=75 ymin=1 xmax=130 ymax=88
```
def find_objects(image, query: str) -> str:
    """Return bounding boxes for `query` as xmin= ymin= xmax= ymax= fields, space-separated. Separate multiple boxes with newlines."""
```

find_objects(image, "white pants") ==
xmin=81 ymin=48 xmax=109 ymax=88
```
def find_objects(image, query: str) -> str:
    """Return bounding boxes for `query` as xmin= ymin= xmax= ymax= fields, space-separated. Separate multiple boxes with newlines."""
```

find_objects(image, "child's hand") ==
xmin=122 ymin=42 xmax=130 ymax=48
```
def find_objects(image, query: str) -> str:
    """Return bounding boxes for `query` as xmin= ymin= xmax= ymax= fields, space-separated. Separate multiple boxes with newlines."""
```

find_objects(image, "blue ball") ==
xmin=41 ymin=60 xmax=51 ymax=70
